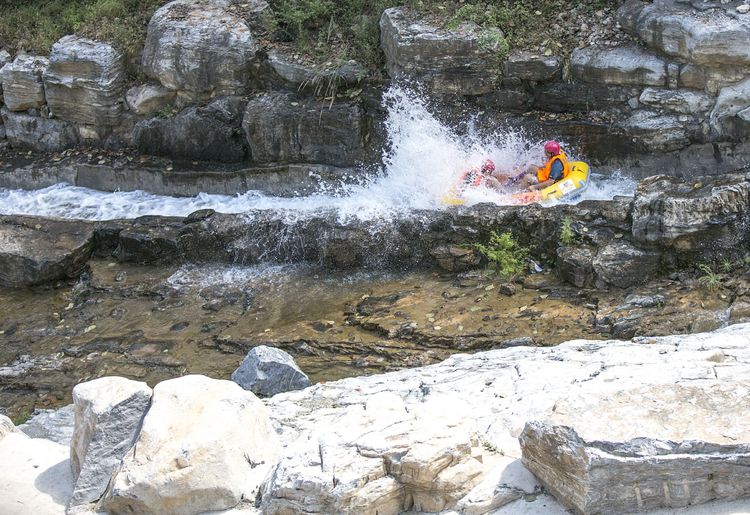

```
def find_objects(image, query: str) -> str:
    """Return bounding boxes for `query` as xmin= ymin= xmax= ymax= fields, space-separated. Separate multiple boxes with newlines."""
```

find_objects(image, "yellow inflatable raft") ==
xmin=442 ymin=161 xmax=590 ymax=206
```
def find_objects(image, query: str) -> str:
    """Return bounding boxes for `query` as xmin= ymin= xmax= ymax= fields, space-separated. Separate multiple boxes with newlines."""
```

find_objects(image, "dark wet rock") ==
xmin=133 ymin=96 xmax=247 ymax=162
xmin=621 ymin=294 xmax=666 ymax=309
xmin=380 ymin=7 xmax=500 ymax=95
xmin=43 ymin=36 xmax=125 ymax=126
xmin=631 ymin=173 xmax=750 ymax=256
xmin=556 ymin=246 xmax=596 ymax=288
xmin=1 ymin=109 xmax=78 ymax=152
xmin=504 ymin=51 xmax=561 ymax=82
xmin=592 ymin=240 xmax=661 ymax=289
xmin=113 ymin=219 xmax=183 ymax=264
xmin=231 ymin=345 xmax=311 ymax=397
xmin=125 ymin=84 xmax=175 ymax=116
xmin=141 ymin=0 xmax=259 ymax=101
xmin=431 ymin=245 xmax=481 ymax=273
xmin=571 ymin=45 xmax=668 ymax=87
xmin=498 ymin=283 xmax=516 ymax=296
xmin=18 ymin=404 xmax=75 ymax=446
xmin=531 ymin=82 xmax=636 ymax=113
xmin=0 ymin=55 xmax=48 ymax=111
xmin=242 ymin=92 xmax=366 ymax=166
xmin=0 ymin=216 xmax=95 ymax=287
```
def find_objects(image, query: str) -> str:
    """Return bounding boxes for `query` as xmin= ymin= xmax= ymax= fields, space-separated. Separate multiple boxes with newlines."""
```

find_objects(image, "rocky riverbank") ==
xmin=2 ymin=323 xmax=750 ymax=514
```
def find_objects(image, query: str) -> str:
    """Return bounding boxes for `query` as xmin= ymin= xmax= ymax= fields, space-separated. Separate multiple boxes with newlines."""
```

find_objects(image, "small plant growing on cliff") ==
xmin=474 ymin=231 xmax=528 ymax=279
xmin=697 ymin=264 xmax=722 ymax=291
xmin=559 ymin=217 xmax=578 ymax=246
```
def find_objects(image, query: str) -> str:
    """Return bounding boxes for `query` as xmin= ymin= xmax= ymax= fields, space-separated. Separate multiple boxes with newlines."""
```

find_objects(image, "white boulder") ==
xmin=101 ymin=375 xmax=280 ymax=515
xmin=69 ymin=377 xmax=152 ymax=508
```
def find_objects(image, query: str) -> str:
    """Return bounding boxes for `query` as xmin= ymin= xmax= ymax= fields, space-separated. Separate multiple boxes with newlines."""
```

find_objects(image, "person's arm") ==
xmin=529 ymin=178 xmax=555 ymax=191
xmin=529 ymin=161 xmax=564 ymax=191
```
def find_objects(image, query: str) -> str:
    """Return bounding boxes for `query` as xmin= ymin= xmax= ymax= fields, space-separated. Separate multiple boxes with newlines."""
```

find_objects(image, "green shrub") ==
xmin=697 ymin=263 xmax=722 ymax=291
xmin=474 ymin=231 xmax=529 ymax=279
xmin=559 ymin=217 xmax=577 ymax=246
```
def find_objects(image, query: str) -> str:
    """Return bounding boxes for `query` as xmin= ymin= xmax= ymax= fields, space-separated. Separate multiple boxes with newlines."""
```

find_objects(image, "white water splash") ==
xmin=0 ymin=86 xmax=635 ymax=221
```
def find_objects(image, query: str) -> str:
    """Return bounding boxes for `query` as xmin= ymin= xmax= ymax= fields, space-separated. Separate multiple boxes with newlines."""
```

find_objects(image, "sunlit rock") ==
xmin=43 ymin=36 xmax=125 ymax=126
xmin=0 ymin=414 xmax=19 ymax=441
xmin=69 ymin=377 xmax=152 ymax=509
xmin=571 ymin=45 xmax=667 ymax=87
xmin=232 ymin=345 xmax=311 ymax=397
xmin=18 ymin=404 xmax=75 ymax=446
xmin=142 ymin=0 xmax=258 ymax=101
xmin=710 ymin=77 xmax=750 ymax=139
xmin=125 ymin=84 xmax=175 ymax=115
xmin=380 ymin=7 xmax=500 ymax=95
xmin=0 ymin=54 xmax=48 ymax=111
xmin=639 ymin=87 xmax=714 ymax=115
xmin=102 ymin=375 xmax=280 ymax=514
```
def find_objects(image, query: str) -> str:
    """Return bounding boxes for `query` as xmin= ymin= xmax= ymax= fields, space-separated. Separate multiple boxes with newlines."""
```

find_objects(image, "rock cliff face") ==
xmin=1 ymin=0 xmax=749 ymax=176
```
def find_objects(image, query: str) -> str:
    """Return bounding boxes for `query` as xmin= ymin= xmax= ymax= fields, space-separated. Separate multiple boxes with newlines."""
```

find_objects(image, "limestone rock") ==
xmin=142 ymin=0 xmax=257 ymax=100
xmin=266 ymin=50 xmax=364 ymax=92
xmin=631 ymin=173 xmax=750 ymax=253
xmin=592 ymin=240 xmax=661 ymax=288
xmin=102 ymin=375 xmax=280 ymax=515
xmin=380 ymin=7 xmax=500 ymax=95
xmin=520 ymin=381 xmax=750 ymax=514
xmin=431 ymin=244 xmax=481 ymax=272
xmin=639 ymin=87 xmax=714 ymax=115
xmin=125 ymin=84 xmax=175 ymax=115
xmin=710 ymin=77 xmax=750 ymax=139
xmin=621 ymin=110 xmax=691 ymax=152
xmin=571 ymin=45 xmax=667 ymax=87
xmin=0 ymin=49 xmax=10 ymax=99
xmin=1 ymin=108 xmax=78 ymax=152
xmin=0 ymin=54 xmax=48 ymax=111
xmin=231 ymin=345 xmax=311 ymax=397
xmin=18 ymin=404 xmax=75 ymax=446
xmin=43 ymin=36 xmax=125 ymax=126
xmin=618 ymin=0 xmax=750 ymax=68
xmin=0 ymin=215 xmax=94 ymax=287
xmin=133 ymin=96 xmax=247 ymax=162
xmin=0 ymin=414 xmax=19 ymax=441
xmin=531 ymin=82 xmax=636 ymax=113
xmin=69 ymin=377 xmax=152 ymax=508
xmin=504 ymin=50 xmax=561 ymax=82
xmin=242 ymin=93 xmax=366 ymax=166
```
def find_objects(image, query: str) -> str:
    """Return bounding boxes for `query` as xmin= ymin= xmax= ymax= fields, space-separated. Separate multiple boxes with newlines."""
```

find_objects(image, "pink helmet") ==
xmin=481 ymin=159 xmax=496 ymax=173
xmin=544 ymin=140 xmax=561 ymax=155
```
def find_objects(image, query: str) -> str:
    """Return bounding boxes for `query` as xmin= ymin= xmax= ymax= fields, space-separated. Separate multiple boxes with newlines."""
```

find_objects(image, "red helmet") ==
xmin=481 ymin=159 xmax=496 ymax=173
xmin=544 ymin=140 xmax=561 ymax=155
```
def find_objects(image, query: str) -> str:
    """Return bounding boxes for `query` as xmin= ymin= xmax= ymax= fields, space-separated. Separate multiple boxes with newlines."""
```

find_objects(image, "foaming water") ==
xmin=0 ymin=86 xmax=636 ymax=221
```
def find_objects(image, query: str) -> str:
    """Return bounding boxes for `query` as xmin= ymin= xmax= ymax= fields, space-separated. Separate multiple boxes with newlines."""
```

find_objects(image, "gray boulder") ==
xmin=620 ymin=110 xmax=691 ymax=152
xmin=631 ymin=174 xmax=750 ymax=253
xmin=0 ymin=54 xmax=48 ymax=111
xmin=504 ymin=51 xmax=561 ymax=82
xmin=266 ymin=50 xmax=364 ymax=93
xmin=125 ymin=84 xmax=175 ymax=115
xmin=521 ymin=381 xmax=750 ymax=513
xmin=531 ymin=82 xmax=636 ymax=113
xmin=18 ymin=405 xmax=75 ymax=446
xmin=231 ymin=345 xmax=311 ymax=397
xmin=69 ymin=377 xmax=152 ymax=509
xmin=710 ymin=77 xmax=750 ymax=139
xmin=142 ymin=0 xmax=258 ymax=101
xmin=592 ymin=240 xmax=661 ymax=289
xmin=555 ymin=245 xmax=595 ymax=288
xmin=639 ymin=87 xmax=714 ymax=115
xmin=243 ymin=92 xmax=366 ymax=166
xmin=133 ymin=96 xmax=247 ymax=162
xmin=1 ymin=108 xmax=78 ymax=152
xmin=380 ymin=7 xmax=500 ymax=95
xmin=0 ymin=215 xmax=94 ymax=287
xmin=43 ymin=36 xmax=125 ymax=126
xmin=618 ymin=0 xmax=750 ymax=68
xmin=571 ymin=45 xmax=667 ymax=87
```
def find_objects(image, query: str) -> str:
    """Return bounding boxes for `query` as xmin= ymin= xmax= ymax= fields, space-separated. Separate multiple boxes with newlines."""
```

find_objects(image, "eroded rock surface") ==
xmin=0 ymin=55 xmax=48 ymax=111
xmin=69 ymin=377 xmax=152 ymax=508
xmin=101 ymin=375 xmax=280 ymax=514
xmin=43 ymin=36 xmax=125 ymax=126
xmin=0 ymin=216 xmax=94 ymax=287
xmin=0 ymin=109 xmax=78 ymax=152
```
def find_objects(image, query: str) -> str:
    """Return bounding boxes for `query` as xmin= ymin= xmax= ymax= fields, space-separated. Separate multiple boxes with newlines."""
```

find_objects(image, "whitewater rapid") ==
xmin=0 ymin=87 xmax=636 ymax=222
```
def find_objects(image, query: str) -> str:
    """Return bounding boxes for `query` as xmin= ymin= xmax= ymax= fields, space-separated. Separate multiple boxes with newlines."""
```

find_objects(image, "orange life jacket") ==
xmin=536 ymin=150 xmax=571 ymax=183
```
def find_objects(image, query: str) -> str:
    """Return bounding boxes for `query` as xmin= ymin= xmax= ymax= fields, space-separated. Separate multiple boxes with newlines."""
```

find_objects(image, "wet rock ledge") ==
xmin=2 ymin=323 xmax=749 ymax=514
xmin=2 ymin=171 xmax=748 ymax=290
